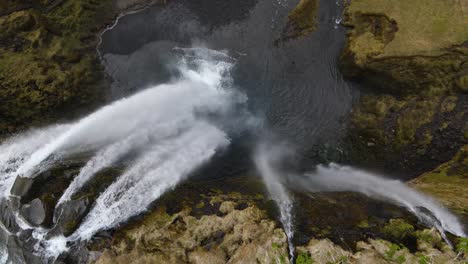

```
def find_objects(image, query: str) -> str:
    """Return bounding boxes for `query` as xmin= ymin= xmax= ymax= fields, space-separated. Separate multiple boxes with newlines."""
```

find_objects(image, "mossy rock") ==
xmin=344 ymin=92 xmax=466 ymax=177
xmin=0 ymin=0 xmax=116 ymax=136
xmin=382 ymin=218 xmax=415 ymax=240
xmin=277 ymin=0 xmax=319 ymax=44
xmin=295 ymin=251 xmax=314 ymax=264
xmin=340 ymin=0 xmax=468 ymax=177
xmin=95 ymin=186 xmax=290 ymax=264
xmin=410 ymin=145 xmax=468 ymax=218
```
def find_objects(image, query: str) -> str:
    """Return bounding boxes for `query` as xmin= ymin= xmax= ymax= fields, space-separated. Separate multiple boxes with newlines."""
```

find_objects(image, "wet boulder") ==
xmin=10 ymin=176 xmax=34 ymax=197
xmin=0 ymin=227 xmax=42 ymax=264
xmin=0 ymin=197 xmax=21 ymax=233
xmin=49 ymin=198 xmax=89 ymax=237
xmin=20 ymin=198 xmax=46 ymax=226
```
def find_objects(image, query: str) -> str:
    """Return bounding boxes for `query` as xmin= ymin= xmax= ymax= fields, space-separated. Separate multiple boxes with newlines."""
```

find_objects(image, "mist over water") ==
xmin=0 ymin=47 xmax=465 ymax=263
xmin=73 ymin=122 xmax=229 ymax=240
xmin=0 ymin=47 xmax=253 ymax=259
xmin=254 ymin=143 xmax=295 ymax=259
xmin=291 ymin=163 xmax=467 ymax=238
xmin=0 ymin=125 xmax=72 ymax=196
xmin=0 ymin=1 xmax=466 ymax=262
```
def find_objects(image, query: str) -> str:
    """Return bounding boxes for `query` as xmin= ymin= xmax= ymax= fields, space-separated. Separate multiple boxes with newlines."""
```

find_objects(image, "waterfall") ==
xmin=293 ymin=163 xmax=466 ymax=238
xmin=72 ymin=122 xmax=229 ymax=241
xmin=0 ymin=45 xmax=465 ymax=263
xmin=0 ymin=47 xmax=247 ymax=260
xmin=0 ymin=125 xmax=71 ymax=197
xmin=254 ymin=143 xmax=295 ymax=260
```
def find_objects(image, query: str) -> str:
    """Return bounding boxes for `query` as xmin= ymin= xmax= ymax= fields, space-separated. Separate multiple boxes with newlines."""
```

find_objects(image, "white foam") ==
xmin=43 ymin=235 xmax=68 ymax=259
xmin=0 ymin=125 xmax=71 ymax=196
xmin=300 ymin=163 xmax=466 ymax=237
xmin=0 ymin=47 xmax=245 ymax=259
xmin=73 ymin=122 xmax=229 ymax=240
xmin=254 ymin=143 xmax=295 ymax=259
xmin=14 ymin=48 xmax=238 ymax=180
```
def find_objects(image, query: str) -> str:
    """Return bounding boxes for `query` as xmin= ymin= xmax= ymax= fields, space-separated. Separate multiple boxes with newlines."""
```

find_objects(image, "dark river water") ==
xmin=99 ymin=0 xmax=358 ymax=173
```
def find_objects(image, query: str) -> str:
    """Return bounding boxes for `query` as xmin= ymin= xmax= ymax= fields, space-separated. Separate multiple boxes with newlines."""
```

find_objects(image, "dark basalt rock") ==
xmin=21 ymin=198 xmax=46 ymax=226
xmin=10 ymin=176 xmax=34 ymax=197
xmin=0 ymin=197 xmax=21 ymax=233
xmin=0 ymin=227 xmax=42 ymax=264
xmin=49 ymin=198 xmax=89 ymax=237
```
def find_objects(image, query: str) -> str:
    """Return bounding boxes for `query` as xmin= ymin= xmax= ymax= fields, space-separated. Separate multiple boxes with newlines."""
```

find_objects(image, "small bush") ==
xmin=296 ymin=251 xmax=314 ymax=264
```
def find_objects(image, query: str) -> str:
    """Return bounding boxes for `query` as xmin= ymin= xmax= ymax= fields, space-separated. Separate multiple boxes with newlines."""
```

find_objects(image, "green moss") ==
xmin=440 ymin=96 xmax=457 ymax=113
xmin=0 ymin=0 xmax=114 ymax=134
xmin=418 ymin=255 xmax=430 ymax=264
xmin=456 ymin=74 xmax=468 ymax=92
xmin=344 ymin=0 xmax=468 ymax=57
xmin=395 ymin=98 xmax=439 ymax=148
xmin=382 ymin=219 xmax=414 ymax=240
xmin=195 ymin=201 xmax=205 ymax=209
xmin=414 ymin=229 xmax=444 ymax=249
xmin=337 ymin=256 xmax=348 ymax=263
xmin=356 ymin=219 xmax=370 ymax=228
xmin=279 ymin=254 xmax=288 ymax=264
xmin=287 ymin=0 xmax=318 ymax=36
xmin=296 ymin=251 xmax=314 ymax=264
xmin=341 ymin=1 xmax=467 ymax=173
xmin=349 ymin=94 xmax=401 ymax=144
xmin=410 ymin=146 xmax=468 ymax=216
xmin=456 ymin=237 xmax=468 ymax=256
xmin=384 ymin=243 xmax=402 ymax=261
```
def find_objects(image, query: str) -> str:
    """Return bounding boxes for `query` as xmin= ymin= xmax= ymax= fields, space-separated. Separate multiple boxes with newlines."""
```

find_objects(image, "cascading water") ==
xmin=290 ymin=163 xmax=467 ymax=240
xmin=254 ymin=143 xmax=295 ymax=260
xmin=0 ymin=125 xmax=72 ymax=197
xmin=0 ymin=47 xmax=249 ymax=261
xmin=0 ymin=45 xmax=465 ymax=262
xmin=72 ymin=121 xmax=229 ymax=241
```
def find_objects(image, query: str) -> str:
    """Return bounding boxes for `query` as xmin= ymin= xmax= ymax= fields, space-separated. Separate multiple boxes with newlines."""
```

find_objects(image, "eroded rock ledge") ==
xmin=96 ymin=193 xmax=289 ymax=264
xmin=94 ymin=190 xmax=467 ymax=264
xmin=339 ymin=0 xmax=467 ymax=216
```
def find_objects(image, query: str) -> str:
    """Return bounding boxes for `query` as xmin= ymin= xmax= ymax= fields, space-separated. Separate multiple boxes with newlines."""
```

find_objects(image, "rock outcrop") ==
xmin=278 ymin=0 xmax=319 ymax=43
xmin=95 ymin=192 xmax=290 ymax=264
xmin=20 ymin=198 xmax=46 ymax=226
xmin=297 ymin=231 xmax=465 ymax=264
xmin=410 ymin=145 xmax=468 ymax=218
xmin=340 ymin=0 xmax=468 ymax=178
xmin=95 ymin=191 xmax=468 ymax=264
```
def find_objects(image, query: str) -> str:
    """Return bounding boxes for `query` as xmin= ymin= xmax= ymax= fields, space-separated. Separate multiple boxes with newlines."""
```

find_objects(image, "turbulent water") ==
xmin=99 ymin=0 xmax=354 ymax=153
xmin=0 ymin=47 xmax=251 ymax=260
xmin=0 ymin=47 xmax=466 ymax=262
xmin=0 ymin=125 xmax=72 ymax=196
xmin=0 ymin=0 xmax=467 ymax=263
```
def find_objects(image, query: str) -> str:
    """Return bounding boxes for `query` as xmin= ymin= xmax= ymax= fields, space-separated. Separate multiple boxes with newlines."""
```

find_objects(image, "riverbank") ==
xmin=339 ymin=0 xmax=468 ymax=219
xmin=0 ymin=0 xmax=466 ymax=263
xmin=0 ymin=0 xmax=159 ymax=137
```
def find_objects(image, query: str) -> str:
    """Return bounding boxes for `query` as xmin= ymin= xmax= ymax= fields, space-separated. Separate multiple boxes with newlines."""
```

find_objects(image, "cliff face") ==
xmin=409 ymin=146 xmax=468 ymax=217
xmin=339 ymin=0 xmax=468 ymax=216
xmin=95 ymin=192 xmax=290 ymax=264
xmin=337 ymin=0 xmax=466 ymax=201
xmin=0 ymin=0 xmax=467 ymax=263
xmin=92 ymin=188 xmax=467 ymax=264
